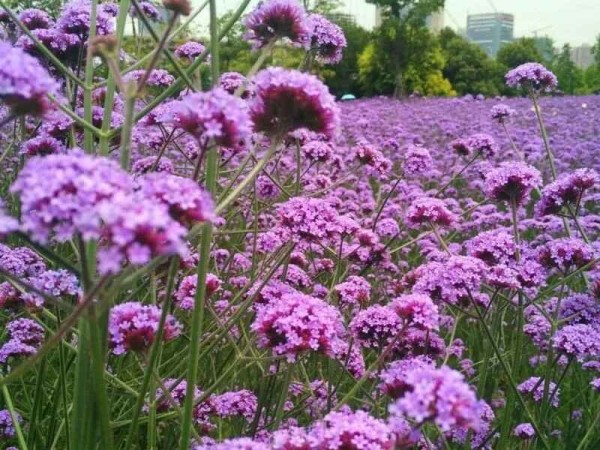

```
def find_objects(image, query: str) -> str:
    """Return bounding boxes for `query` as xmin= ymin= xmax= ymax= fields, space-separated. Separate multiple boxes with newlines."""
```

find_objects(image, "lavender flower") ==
xmin=130 ymin=1 xmax=161 ymax=21
xmin=124 ymin=69 xmax=175 ymax=88
xmin=174 ymin=41 xmax=206 ymax=60
xmin=403 ymin=145 xmax=432 ymax=175
xmin=536 ymin=168 xmax=598 ymax=216
xmin=6 ymin=318 xmax=44 ymax=346
xmin=218 ymin=72 xmax=254 ymax=99
xmin=391 ymin=293 xmax=440 ymax=331
xmin=18 ymin=8 xmax=53 ymax=30
xmin=406 ymin=197 xmax=456 ymax=228
xmin=349 ymin=304 xmax=402 ymax=349
xmin=251 ymin=68 xmax=339 ymax=138
xmin=0 ymin=201 xmax=18 ymax=238
xmin=0 ymin=339 xmax=38 ymax=364
xmin=212 ymin=389 xmax=257 ymax=421
xmin=0 ymin=409 xmax=21 ymax=438
xmin=20 ymin=135 xmax=66 ymax=156
xmin=490 ymin=104 xmax=515 ymax=123
xmin=131 ymin=156 xmax=174 ymax=175
xmin=243 ymin=0 xmax=311 ymax=50
xmin=108 ymin=301 xmax=182 ymax=355
xmin=302 ymin=140 xmax=333 ymax=162
xmin=537 ymin=237 xmax=595 ymax=272
xmin=517 ymin=376 xmax=560 ymax=407
xmin=552 ymin=324 xmax=600 ymax=361
xmin=334 ymin=275 xmax=370 ymax=308
xmin=379 ymin=356 xmax=434 ymax=399
xmin=57 ymin=0 xmax=114 ymax=37
xmin=513 ymin=423 xmax=536 ymax=439
xmin=174 ymin=273 xmax=221 ymax=310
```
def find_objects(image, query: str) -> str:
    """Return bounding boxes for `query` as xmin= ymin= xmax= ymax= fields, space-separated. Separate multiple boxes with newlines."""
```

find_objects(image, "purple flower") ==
xmin=96 ymin=192 xmax=188 ymax=275
xmin=174 ymin=273 xmax=221 ymax=310
xmin=153 ymin=378 xmax=200 ymax=412
xmin=161 ymin=88 xmax=252 ymax=152
xmin=484 ymin=162 xmax=542 ymax=205
xmin=302 ymin=140 xmax=333 ymax=162
xmin=390 ymin=365 xmax=485 ymax=432
xmin=218 ymin=72 xmax=254 ymax=99
xmin=11 ymin=151 xmax=134 ymax=243
xmin=137 ymin=173 xmax=215 ymax=226
xmin=406 ymin=197 xmax=456 ymax=228
xmin=20 ymin=135 xmax=66 ymax=156
xmin=131 ymin=156 xmax=174 ymax=175
xmin=517 ymin=376 xmax=560 ymax=407
xmin=536 ymin=168 xmax=598 ymax=216
xmin=0 ymin=409 xmax=22 ymax=438
xmin=354 ymin=141 xmax=391 ymax=175
xmin=16 ymin=28 xmax=81 ymax=61
xmin=0 ymin=246 xmax=46 ymax=277
xmin=552 ymin=324 xmax=600 ymax=361
xmin=212 ymin=389 xmax=257 ymax=421
xmin=465 ymin=229 xmax=517 ymax=265
xmin=243 ymin=0 xmax=311 ymax=50
xmin=57 ymin=0 xmax=114 ymax=37
xmin=130 ymin=1 xmax=161 ymax=21
xmin=0 ymin=41 xmax=59 ymax=116
xmin=334 ymin=275 xmax=370 ymax=308
xmin=308 ymin=14 xmax=346 ymax=64
xmin=6 ymin=318 xmax=44 ymax=346
xmin=22 ymin=269 xmax=80 ymax=309
xmin=0 ymin=339 xmax=38 ymax=365
xmin=251 ymin=292 xmax=345 ymax=361
xmin=18 ymin=8 xmax=54 ymax=30
xmin=537 ymin=237 xmax=595 ymax=272
xmin=308 ymin=410 xmax=394 ymax=449
xmin=349 ymin=304 xmax=402 ymax=349
xmin=403 ymin=145 xmax=432 ymax=175
xmin=391 ymin=293 xmax=440 ymax=331
xmin=490 ymin=103 xmax=515 ymax=123
xmin=463 ymin=133 xmax=499 ymax=158
xmin=193 ymin=437 xmax=268 ymax=450
xmin=251 ymin=68 xmax=340 ymax=139
xmin=379 ymin=356 xmax=434 ymax=399
xmin=275 ymin=197 xmax=346 ymax=243
xmin=174 ymin=41 xmax=206 ymax=60
xmin=506 ymin=62 xmax=558 ymax=92
xmin=513 ymin=423 xmax=536 ymax=439
xmin=108 ymin=301 xmax=182 ymax=355
xmin=124 ymin=69 xmax=175 ymax=88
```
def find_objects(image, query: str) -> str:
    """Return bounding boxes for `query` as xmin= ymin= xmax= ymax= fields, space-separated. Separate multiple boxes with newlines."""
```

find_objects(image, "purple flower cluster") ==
xmin=173 ymin=273 xmax=221 ymax=310
xmin=403 ymin=145 xmax=432 ymax=175
xmin=174 ymin=41 xmax=206 ymax=60
xmin=218 ymin=72 xmax=254 ymax=99
xmin=536 ymin=168 xmax=598 ymax=216
xmin=108 ymin=301 xmax=182 ymax=355
xmin=0 ymin=318 xmax=44 ymax=365
xmin=0 ymin=409 xmax=21 ymax=439
xmin=484 ymin=162 xmax=542 ymax=206
xmin=405 ymin=197 xmax=456 ymax=228
xmin=506 ymin=62 xmax=558 ymax=92
xmin=307 ymin=14 xmax=346 ymax=64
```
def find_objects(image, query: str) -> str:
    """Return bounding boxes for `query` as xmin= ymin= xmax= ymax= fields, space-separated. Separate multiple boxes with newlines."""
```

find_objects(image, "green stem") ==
xmin=530 ymin=91 xmax=557 ymax=180
xmin=2 ymin=384 xmax=28 ymax=450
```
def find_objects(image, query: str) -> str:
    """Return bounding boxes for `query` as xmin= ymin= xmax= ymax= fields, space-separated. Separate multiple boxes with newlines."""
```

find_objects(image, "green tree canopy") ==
xmin=496 ymin=37 xmax=545 ymax=70
xmin=552 ymin=44 xmax=586 ymax=94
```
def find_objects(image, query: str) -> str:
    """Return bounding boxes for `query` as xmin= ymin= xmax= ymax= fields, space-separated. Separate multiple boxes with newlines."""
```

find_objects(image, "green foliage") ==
xmin=366 ymin=0 xmax=444 ymax=24
xmin=438 ymin=28 xmax=505 ymax=96
xmin=496 ymin=38 xmax=545 ymax=70
xmin=584 ymin=65 xmax=600 ymax=93
xmin=323 ymin=19 xmax=371 ymax=96
xmin=592 ymin=34 xmax=600 ymax=66
xmin=551 ymin=44 xmax=586 ymax=95
xmin=4 ymin=0 xmax=63 ymax=16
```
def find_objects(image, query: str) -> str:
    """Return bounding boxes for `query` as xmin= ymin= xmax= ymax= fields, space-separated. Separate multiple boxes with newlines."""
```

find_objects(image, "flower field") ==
xmin=0 ymin=0 xmax=599 ymax=449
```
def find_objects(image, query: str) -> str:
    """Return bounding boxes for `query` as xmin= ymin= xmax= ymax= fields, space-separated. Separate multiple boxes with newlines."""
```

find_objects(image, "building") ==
xmin=375 ymin=5 xmax=444 ymax=33
xmin=326 ymin=12 xmax=357 ymax=28
xmin=571 ymin=45 xmax=594 ymax=69
xmin=466 ymin=13 xmax=514 ymax=57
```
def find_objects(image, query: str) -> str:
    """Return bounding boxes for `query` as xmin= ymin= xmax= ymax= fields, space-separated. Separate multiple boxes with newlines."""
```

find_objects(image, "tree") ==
xmin=591 ymin=34 xmax=600 ymax=66
xmin=496 ymin=38 xmax=544 ymax=70
xmin=365 ymin=0 xmax=445 ymax=97
xmin=438 ymin=28 xmax=505 ymax=96
xmin=552 ymin=44 xmax=586 ymax=94
xmin=323 ymin=19 xmax=371 ymax=96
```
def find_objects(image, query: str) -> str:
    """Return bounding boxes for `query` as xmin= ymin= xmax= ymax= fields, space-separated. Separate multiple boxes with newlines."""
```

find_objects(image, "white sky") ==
xmin=202 ymin=0 xmax=600 ymax=47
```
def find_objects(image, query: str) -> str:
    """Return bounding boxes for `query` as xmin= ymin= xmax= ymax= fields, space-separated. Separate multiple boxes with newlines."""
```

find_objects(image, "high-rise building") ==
xmin=466 ymin=13 xmax=514 ymax=57
xmin=571 ymin=45 xmax=594 ymax=69
xmin=375 ymin=5 xmax=444 ymax=33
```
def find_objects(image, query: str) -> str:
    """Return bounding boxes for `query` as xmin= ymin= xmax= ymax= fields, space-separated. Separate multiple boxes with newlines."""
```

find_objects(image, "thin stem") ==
xmin=2 ymin=384 xmax=28 ymax=450
xmin=530 ymin=90 xmax=557 ymax=180
xmin=435 ymin=152 xmax=480 ymax=197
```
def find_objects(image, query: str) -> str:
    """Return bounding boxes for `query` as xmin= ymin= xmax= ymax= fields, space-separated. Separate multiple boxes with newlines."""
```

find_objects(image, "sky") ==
xmin=208 ymin=0 xmax=600 ymax=47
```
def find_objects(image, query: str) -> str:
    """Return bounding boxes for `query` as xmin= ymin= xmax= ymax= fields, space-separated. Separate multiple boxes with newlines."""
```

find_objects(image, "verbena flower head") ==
xmin=18 ymin=8 xmax=54 ymax=30
xmin=193 ymin=437 xmax=268 ymax=450
xmin=6 ymin=318 xmax=45 ymax=347
xmin=243 ymin=0 xmax=311 ymax=50
xmin=11 ymin=151 xmax=134 ymax=243
xmin=349 ymin=304 xmax=402 ymax=349
xmin=251 ymin=68 xmax=340 ymax=139
xmin=218 ymin=72 xmax=254 ymax=99
xmin=20 ymin=135 xmax=66 ymax=156
xmin=465 ymin=229 xmax=517 ymax=265
xmin=251 ymin=292 xmax=345 ymax=361
xmin=302 ymin=140 xmax=333 ymax=162
xmin=0 ymin=246 xmax=46 ymax=277
xmin=137 ymin=173 xmax=215 ymax=226
xmin=484 ymin=161 xmax=541 ymax=205
xmin=153 ymin=378 xmax=200 ymax=412
xmin=390 ymin=365 xmax=485 ymax=432
xmin=212 ymin=389 xmax=257 ymax=421
xmin=174 ymin=273 xmax=221 ymax=311
xmin=391 ymin=293 xmax=440 ymax=331
xmin=161 ymin=88 xmax=252 ymax=151
xmin=308 ymin=410 xmax=394 ymax=449
xmin=406 ymin=197 xmax=456 ymax=228
xmin=403 ymin=145 xmax=432 ymax=175
xmin=23 ymin=269 xmax=80 ymax=309
xmin=308 ymin=13 xmax=346 ymax=64
xmin=463 ymin=133 xmax=498 ymax=159
xmin=108 ymin=301 xmax=182 ymax=355
xmin=517 ymin=376 xmax=560 ymax=407
xmin=490 ymin=104 xmax=515 ymax=123
xmin=130 ymin=1 xmax=161 ymax=21
xmin=124 ymin=69 xmax=175 ymax=88
xmin=16 ymin=28 xmax=81 ymax=61
xmin=174 ymin=41 xmax=206 ymax=60
xmin=275 ymin=197 xmax=346 ymax=243
xmin=552 ymin=324 xmax=600 ymax=361
xmin=379 ymin=356 xmax=434 ymax=399
xmin=334 ymin=275 xmax=370 ymax=308
xmin=96 ymin=192 xmax=188 ymax=275
xmin=506 ymin=62 xmax=558 ymax=92
xmin=536 ymin=168 xmax=598 ymax=216
xmin=354 ymin=141 xmax=391 ymax=175
xmin=131 ymin=156 xmax=174 ymax=175
xmin=57 ymin=0 xmax=114 ymax=37
xmin=0 ymin=41 xmax=59 ymax=116
xmin=537 ymin=237 xmax=595 ymax=272
xmin=0 ymin=409 xmax=22 ymax=438
xmin=513 ymin=423 xmax=536 ymax=439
